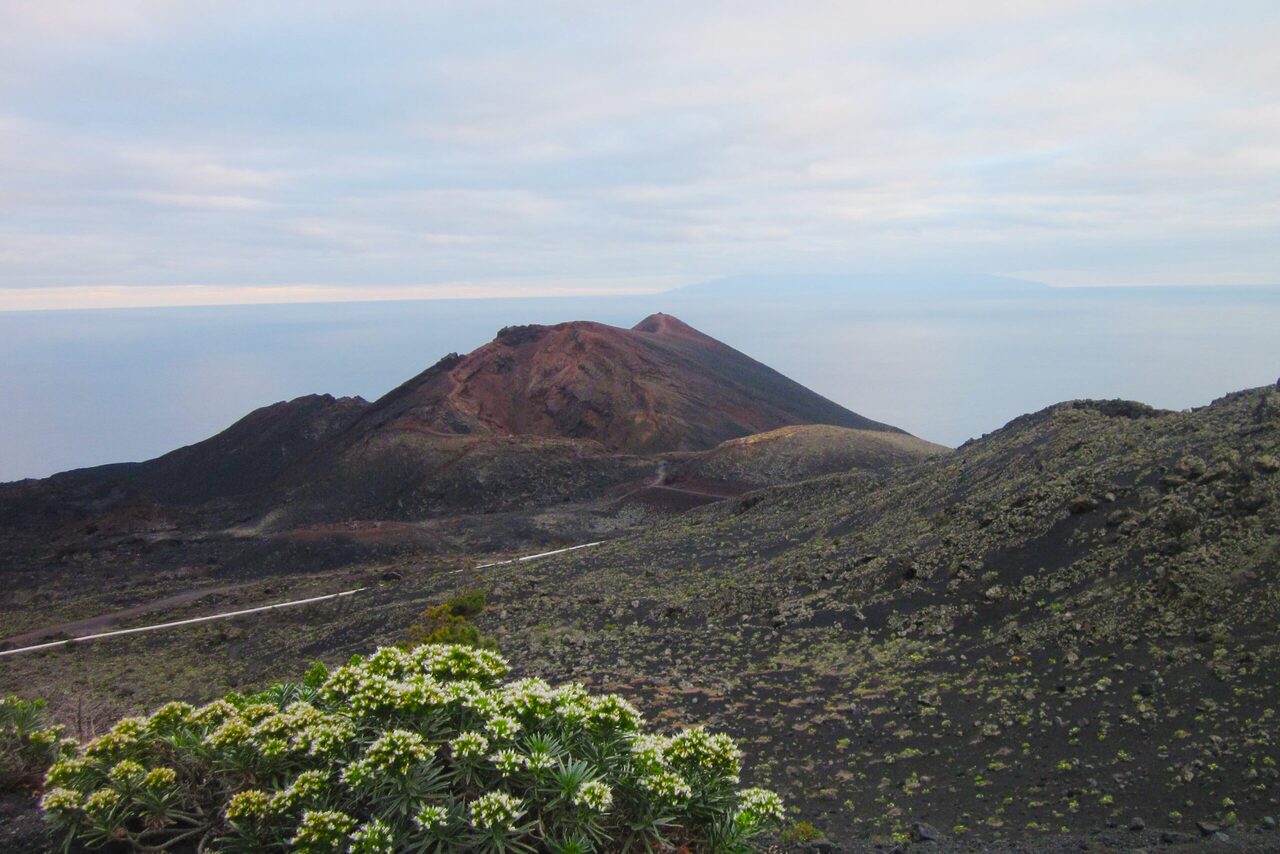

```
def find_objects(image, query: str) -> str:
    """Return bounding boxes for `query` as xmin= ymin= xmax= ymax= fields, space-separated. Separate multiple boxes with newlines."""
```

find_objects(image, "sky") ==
xmin=1 ymin=1 xmax=1279 ymax=310
xmin=2 ymin=285 xmax=1278 ymax=480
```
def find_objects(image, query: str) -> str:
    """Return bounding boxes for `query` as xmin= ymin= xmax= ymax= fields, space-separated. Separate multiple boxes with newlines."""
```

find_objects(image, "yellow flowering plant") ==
xmin=39 ymin=644 xmax=783 ymax=852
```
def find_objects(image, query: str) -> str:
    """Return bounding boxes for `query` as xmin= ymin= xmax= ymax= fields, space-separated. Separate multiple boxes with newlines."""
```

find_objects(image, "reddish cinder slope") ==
xmin=0 ymin=314 xmax=911 ymax=538
xmin=348 ymin=313 xmax=899 ymax=455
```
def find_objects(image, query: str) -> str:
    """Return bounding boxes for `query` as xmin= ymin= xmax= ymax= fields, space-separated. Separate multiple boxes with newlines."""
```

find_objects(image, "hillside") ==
xmin=0 ymin=314 xmax=905 ymax=539
xmin=461 ymin=385 xmax=1280 ymax=844
xmin=2 ymin=384 xmax=1276 ymax=849
xmin=668 ymin=424 xmax=948 ymax=489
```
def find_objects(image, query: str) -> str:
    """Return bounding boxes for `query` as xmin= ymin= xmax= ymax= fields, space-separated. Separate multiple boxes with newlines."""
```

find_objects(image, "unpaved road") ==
xmin=2 ymin=582 xmax=257 ymax=645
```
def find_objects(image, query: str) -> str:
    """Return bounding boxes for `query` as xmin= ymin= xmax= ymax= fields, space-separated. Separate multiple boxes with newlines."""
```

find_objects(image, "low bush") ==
xmin=778 ymin=819 xmax=822 ymax=843
xmin=41 ymin=644 xmax=783 ymax=852
xmin=404 ymin=589 xmax=496 ymax=649
xmin=1 ymin=695 xmax=73 ymax=792
xmin=442 ymin=590 xmax=486 ymax=619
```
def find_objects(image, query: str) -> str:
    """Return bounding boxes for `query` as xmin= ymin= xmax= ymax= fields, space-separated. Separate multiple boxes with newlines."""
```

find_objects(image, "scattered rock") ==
xmin=1069 ymin=496 xmax=1099 ymax=514
xmin=1128 ymin=817 xmax=1145 ymax=831
xmin=1196 ymin=820 xmax=1220 ymax=836
xmin=379 ymin=570 xmax=403 ymax=581
xmin=909 ymin=821 xmax=942 ymax=843
xmin=804 ymin=842 xmax=838 ymax=853
xmin=1262 ymin=816 xmax=1277 ymax=830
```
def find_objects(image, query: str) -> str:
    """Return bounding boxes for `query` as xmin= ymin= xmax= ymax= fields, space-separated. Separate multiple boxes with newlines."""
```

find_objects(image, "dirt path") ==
xmin=643 ymin=483 xmax=739 ymax=500
xmin=0 ymin=588 xmax=365 ymax=658
xmin=613 ymin=462 xmax=739 ymax=504
xmin=1 ymin=582 xmax=257 ymax=646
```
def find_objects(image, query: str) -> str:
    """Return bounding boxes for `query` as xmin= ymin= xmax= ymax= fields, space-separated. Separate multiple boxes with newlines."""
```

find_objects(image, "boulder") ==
xmin=909 ymin=821 xmax=942 ymax=843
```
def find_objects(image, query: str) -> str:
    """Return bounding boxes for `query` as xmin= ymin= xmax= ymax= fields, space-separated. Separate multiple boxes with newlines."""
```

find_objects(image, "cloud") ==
xmin=0 ymin=0 xmax=1277 ymax=308
xmin=0 ymin=278 xmax=678 ymax=312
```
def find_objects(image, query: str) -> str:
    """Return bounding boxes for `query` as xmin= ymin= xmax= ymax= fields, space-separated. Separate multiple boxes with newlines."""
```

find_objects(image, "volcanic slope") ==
xmin=0 ymin=314 xmax=917 ymax=554
xmin=450 ymin=385 xmax=1280 ymax=844
xmin=326 ymin=312 xmax=900 ymax=456
xmin=275 ymin=313 xmax=907 ymax=524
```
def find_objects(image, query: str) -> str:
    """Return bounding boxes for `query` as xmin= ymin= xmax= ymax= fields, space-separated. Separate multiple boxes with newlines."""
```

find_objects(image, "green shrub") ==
xmin=405 ymin=590 xmax=496 ymax=650
xmin=443 ymin=590 xmax=486 ymax=619
xmin=41 ymin=644 xmax=783 ymax=852
xmin=779 ymin=819 xmax=822 ymax=843
xmin=1 ymin=695 xmax=73 ymax=792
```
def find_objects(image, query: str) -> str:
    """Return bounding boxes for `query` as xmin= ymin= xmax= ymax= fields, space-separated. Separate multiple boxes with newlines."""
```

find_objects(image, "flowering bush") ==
xmin=1 ymin=695 xmax=74 ymax=791
xmin=40 ymin=645 xmax=783 ymax=851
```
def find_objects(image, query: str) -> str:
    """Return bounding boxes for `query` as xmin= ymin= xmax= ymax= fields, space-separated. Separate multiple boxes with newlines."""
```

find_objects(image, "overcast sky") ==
xmin=1 ymin=1 xmax=1278 ymax=310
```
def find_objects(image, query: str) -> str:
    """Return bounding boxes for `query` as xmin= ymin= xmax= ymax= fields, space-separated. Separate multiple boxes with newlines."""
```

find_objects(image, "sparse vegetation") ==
xmin=4 ymin=385 xmax=1280 ymax=847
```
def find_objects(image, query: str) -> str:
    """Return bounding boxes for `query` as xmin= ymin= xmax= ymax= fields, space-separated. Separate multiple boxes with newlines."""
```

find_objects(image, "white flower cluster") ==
xmin=271 ymin=769 xmax=329 ymax=812
xmin=736 ymin=787 xmax=785 ymax=824
xmin=290 ymin=809 xmax=355 ymax=852
xmin=450 ymin=730 xmax=489 ymax=760
xmin=225 ymin=788 xmax=274 ymax=823
xmin=629 ymin=733 xmax=671 ymax=772
xmin=639 ymin=770 xmax=693 ymax=802
xmin=524 ymin=748 xmax=555 ymax=771
xmin=348 ymin=817 xmax=395 ymax=854
xmin=40 ymin=787 xmax=81 ymax=813
xmin=413 ymin=803 xmax=450 ymax=831
xmin=468 ymin=790 xmax=524 ymax=831
xmin=667 ymin=727 xmax=741 ymax=781
xmin=342 ymin=729 xmax=431 ymax=789
xmin=572 ymin=780 xmax=613 ymax=812
xmin=489 ymin=748 xmax=525 ymax=775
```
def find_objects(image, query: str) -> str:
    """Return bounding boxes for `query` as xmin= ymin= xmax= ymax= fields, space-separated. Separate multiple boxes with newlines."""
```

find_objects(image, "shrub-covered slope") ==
xmin=3 ymin=385 xmax=1278 ymax=848
xmin=471 ymin=385 xmax=1280 ymax=843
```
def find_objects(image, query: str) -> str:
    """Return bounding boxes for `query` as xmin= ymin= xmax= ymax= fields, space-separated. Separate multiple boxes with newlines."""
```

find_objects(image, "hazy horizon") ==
xmin=3 ymin=279 xmax=1277 ymax=482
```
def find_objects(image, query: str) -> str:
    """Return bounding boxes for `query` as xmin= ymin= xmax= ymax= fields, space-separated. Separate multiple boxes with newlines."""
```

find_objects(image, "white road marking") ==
xmin=3 ymin=540 xmax=606 ymax=656
xmin=0 ymin=588 xmax=366 ymax=658
xmin=468 ymin=541 xmax=603 ymax=571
